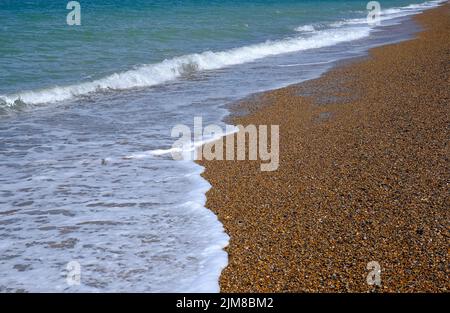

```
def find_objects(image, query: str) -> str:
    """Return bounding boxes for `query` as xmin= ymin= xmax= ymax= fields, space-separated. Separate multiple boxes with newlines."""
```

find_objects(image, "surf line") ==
xmin=168 ymin=117 xmax=279 ymax=172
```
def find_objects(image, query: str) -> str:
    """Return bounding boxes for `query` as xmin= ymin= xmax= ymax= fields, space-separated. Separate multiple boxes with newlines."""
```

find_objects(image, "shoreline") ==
xmin=199 ymin=3 xmax=449 ymax=292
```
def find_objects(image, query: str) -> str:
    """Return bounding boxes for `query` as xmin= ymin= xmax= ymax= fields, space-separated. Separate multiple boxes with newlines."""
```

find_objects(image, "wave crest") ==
xmin=0 ymin=0 xmax=444 ymax=108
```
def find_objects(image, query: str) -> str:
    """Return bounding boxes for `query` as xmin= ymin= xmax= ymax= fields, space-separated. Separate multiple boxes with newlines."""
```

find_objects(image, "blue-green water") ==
xmin=0 ymin=0 xmax=443 ymax=99
xmin=0 ymin=0 xmax=445 ymax=292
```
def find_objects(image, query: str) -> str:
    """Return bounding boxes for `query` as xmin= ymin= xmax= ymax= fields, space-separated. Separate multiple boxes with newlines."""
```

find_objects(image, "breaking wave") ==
xmin=0 ymin=0 xmax=444 ymax=109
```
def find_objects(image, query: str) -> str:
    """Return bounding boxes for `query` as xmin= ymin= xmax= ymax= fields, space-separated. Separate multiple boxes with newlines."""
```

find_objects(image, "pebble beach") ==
xmin=199 ymin=3 xmax=449 ymax=293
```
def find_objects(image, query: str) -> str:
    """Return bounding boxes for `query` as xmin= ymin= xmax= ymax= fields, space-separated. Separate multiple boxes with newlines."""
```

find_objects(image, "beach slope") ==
xmin=199 ymin=4 xmax=449 ymax=292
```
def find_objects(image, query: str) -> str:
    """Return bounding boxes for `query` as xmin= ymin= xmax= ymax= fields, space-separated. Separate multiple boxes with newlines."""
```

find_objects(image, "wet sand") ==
xmin=199 ymin=4 xmax=449 ymax=292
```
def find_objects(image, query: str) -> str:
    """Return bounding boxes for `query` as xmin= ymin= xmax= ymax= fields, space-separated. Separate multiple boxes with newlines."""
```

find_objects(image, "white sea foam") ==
xmin=1 ymin=0 xmax=443 ymax=108
xmin=294 ymin=24 xmax=315 ymax=32
xmin=123 ymin=125 xmax=240 ymax=161
xmin=331 ymin=0 xmax=445 ymax=28
xmin=1 ymin=27 xmax=371 ymax=106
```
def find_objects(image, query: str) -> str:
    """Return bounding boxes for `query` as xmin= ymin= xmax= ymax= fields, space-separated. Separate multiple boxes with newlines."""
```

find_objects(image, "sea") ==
xmin=0 ymin=0 xmax=445 ymax=292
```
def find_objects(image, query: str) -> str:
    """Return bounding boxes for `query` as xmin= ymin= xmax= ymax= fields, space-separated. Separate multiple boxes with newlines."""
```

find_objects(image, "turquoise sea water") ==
xmin=0 ymin=0 xmax=442 ymax=98
xmin=0 ymin=0 xmax=445 ymax=291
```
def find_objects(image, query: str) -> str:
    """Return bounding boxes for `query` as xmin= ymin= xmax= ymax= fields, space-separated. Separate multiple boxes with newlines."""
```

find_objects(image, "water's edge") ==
xmin=0 ymin=1 xmax=445 ymax=292
xmin=198 ymin=4 xmax=442 ymax=292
